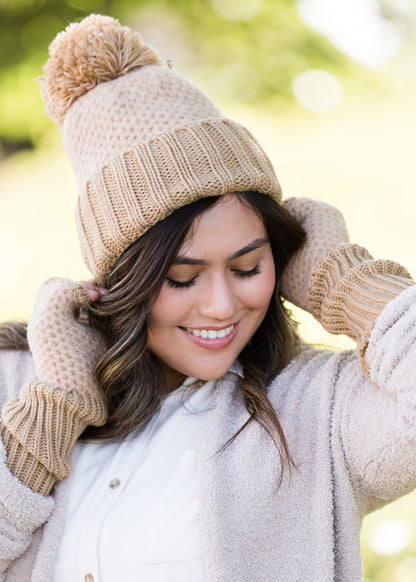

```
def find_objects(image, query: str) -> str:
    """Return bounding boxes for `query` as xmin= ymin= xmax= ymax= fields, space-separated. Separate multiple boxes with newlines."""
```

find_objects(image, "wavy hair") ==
xmin=0 ymin=192 xmax=306 ymax=478
xmin=83 ymin=192 xmax=306 ymax=477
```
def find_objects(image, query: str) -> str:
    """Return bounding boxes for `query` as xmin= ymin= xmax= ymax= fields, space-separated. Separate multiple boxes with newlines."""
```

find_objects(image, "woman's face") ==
xmin=148 ymin=196 xmax=276 ymax=388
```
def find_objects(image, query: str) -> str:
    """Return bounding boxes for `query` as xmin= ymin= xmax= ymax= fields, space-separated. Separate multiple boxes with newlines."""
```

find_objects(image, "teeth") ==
xmin=185 ymin=325 xmax=234 ymax=340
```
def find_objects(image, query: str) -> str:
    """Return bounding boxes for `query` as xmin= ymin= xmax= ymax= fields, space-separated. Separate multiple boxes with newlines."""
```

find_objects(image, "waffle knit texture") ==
xmin=39 ymin=15 xmax=282 ymax=284
xmin=280 ymin=197 xmax=350 ymax=311
xmin=2 ymin=250 xmax=413 ymax=497
xmin=2 ymin=286 xmax=416 ymax=579
xmin=0 ymin=279 xmax=107 ymax=496
xmin=280 ymin=198 xmax=414 ymax=373
xmin=2 ymin=198 xmax=413 ymax=496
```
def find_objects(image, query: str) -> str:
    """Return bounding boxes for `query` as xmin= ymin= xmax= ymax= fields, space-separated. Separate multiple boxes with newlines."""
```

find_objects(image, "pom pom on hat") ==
xmin=38 ymin=14 xmax=282 ymax=282
xmin=38 ymin=14 xmax=162 ymax=126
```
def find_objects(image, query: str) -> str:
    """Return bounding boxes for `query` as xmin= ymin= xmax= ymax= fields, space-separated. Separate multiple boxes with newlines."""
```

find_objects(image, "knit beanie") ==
xmin=39 ymin=14 xmax=282 ymax=284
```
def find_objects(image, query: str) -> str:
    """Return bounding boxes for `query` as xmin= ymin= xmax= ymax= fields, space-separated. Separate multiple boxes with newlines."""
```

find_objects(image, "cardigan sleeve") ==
xmin=0 ymin=350 xmax=54 ymax=576
xmin=335 ymin=285 xmax=416 ymax=505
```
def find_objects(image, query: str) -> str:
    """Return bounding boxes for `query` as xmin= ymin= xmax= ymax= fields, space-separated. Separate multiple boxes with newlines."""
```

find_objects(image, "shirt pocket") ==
xmin=144 ymin=448 xmax=205 ymax=563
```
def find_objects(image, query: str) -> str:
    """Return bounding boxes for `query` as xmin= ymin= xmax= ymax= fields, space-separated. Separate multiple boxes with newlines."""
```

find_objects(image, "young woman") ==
xmin=0 ymin=14 xmax=415 ymax=582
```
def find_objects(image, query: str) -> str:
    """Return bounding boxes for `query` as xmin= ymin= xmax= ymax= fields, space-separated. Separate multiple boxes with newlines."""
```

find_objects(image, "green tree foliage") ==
xmin=0 ymin=0 xmax=351 ymax=153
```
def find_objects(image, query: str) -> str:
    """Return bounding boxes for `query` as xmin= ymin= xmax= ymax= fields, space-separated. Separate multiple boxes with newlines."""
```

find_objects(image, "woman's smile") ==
xmin=147 ymin=195 xmax=276 ymax=387
xmin=183 ymin=323 xmax=236 ymax=339
xmin=180 ymin=322 xmax=239 ymax=349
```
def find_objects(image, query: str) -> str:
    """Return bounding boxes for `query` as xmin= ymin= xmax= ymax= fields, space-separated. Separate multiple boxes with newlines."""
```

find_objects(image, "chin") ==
xmin=189 ymin=363 xmax=235 ymax=382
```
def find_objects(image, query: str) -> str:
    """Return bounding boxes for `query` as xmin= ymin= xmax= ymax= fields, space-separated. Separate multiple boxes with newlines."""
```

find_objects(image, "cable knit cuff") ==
xmin=0 ymin=382 xmax=107 ymax=496
xmin=0 ymin=427 xmax=57 ymax=498
xmin=309 ymin=243 xmax=415 ymax=373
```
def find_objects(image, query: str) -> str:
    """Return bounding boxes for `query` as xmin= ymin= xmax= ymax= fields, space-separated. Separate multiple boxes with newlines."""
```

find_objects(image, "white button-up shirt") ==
xmin=53 ymin=376 xmax=217 ymax=582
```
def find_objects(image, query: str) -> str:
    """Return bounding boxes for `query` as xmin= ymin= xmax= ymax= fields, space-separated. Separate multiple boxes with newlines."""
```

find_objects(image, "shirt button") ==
xmin=85 ymin=575 xmax=94 ymax=582
xmin=109 ymin=478 xmax=120 ymax=489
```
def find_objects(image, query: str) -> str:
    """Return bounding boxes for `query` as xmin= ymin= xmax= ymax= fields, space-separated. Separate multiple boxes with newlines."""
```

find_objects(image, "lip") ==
xmin=180 ymin=321 xmax=239 ymax=350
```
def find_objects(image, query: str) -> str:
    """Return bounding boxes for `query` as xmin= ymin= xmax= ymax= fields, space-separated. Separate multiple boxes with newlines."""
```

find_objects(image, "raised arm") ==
xmin=281 ymin=197 xmax=414 ymax=373
xmin=282 ymin=197 xmax=416 ymax=504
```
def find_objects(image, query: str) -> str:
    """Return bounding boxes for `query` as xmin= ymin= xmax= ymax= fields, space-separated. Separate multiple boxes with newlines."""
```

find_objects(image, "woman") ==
xmin=0 ymin=14 xmax=415 ymax=582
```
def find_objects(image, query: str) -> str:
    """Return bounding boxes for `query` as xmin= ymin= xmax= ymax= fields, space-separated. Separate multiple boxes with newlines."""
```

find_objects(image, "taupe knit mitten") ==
xmin=281 ymin=197 xmax=349 ymax=312
xmin=281 ymin=197 xmax=414 ymax=369
xmin=0 ymin=278 xmax=107 ymax=496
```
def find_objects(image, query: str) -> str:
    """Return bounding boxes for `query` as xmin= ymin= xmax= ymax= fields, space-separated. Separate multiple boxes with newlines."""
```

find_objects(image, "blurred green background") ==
xmin=1 ymin=1 xmax=415 ymax=580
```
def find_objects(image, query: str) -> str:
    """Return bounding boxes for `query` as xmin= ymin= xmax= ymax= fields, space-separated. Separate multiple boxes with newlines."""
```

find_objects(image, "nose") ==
xmin=198 ymin=273 xmax=236 ymax=321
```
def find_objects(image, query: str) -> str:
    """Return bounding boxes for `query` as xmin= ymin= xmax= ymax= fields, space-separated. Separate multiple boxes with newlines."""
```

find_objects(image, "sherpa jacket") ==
xmin=1 ymin=285 xmax=416 ymax=581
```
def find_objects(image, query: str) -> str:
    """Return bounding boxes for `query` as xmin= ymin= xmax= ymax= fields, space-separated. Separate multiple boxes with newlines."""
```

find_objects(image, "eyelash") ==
xmin=166 ymin=264 xmax=262 ymax=289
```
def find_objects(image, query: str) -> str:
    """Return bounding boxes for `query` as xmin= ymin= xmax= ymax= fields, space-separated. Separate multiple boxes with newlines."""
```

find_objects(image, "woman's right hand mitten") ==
xmin=0 ymin=278 xmax=107 ymax=495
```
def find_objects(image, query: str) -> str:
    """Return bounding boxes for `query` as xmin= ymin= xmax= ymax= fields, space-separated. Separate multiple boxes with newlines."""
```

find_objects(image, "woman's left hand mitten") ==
xmin=280 ymin=197 xmax=414 ymax=373
xmin=280 ymin=197 xmax=349 ymax=312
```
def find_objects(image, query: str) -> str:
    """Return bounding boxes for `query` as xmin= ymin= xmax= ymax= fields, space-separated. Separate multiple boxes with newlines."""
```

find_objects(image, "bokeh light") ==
xmin=367 ymin=519 xmax=413 ymax=556
xmin=1 ymin=3 xmax=416 ymax=581
xmin=291 ymin=68 xmax=343 ymax=112
xmin=297 ymin=0 xmax=403 ymax=67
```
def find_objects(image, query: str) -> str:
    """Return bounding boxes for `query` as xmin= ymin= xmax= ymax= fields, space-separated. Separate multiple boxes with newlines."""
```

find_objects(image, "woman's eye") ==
xmin=234 ymin=264 xmax=261 ymax=279
xmin=166 ymin=277 xmax=196 ymax=289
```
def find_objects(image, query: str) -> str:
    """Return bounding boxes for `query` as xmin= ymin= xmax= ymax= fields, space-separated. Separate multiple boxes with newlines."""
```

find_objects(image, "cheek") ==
xmin=246 ymin=260 xmax=276 ymax=309
xmin=148 ymin=285 xmax=191 ymax=328
xmin=263 ymin=260 xmax=277 ymax=298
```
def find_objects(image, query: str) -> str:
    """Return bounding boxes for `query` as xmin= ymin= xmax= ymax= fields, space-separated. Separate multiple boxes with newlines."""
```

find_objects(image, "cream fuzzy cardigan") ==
xmin=1 ymin=285 xmax=416 ymax=581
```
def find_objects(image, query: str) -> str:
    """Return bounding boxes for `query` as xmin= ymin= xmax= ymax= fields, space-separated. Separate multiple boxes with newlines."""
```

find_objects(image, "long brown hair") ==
xmin=85 ymin=191 xmax=306 ymax=474
xmin=0 ymin=192 xmax=306 ymax=477
xmin=0 ymin=321 xmax=28 ymax=351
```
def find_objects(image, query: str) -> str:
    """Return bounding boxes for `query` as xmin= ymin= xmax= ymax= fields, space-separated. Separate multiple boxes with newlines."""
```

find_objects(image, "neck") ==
xmin=164 ymin=365 xmax=187 ymax=392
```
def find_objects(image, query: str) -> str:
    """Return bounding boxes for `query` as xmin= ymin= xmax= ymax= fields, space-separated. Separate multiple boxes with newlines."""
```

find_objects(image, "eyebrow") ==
xmin=172 ymin=237 xmax=269 ymax=266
